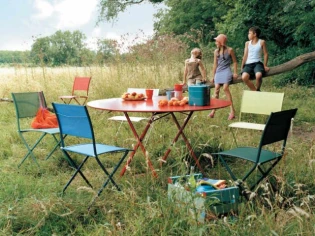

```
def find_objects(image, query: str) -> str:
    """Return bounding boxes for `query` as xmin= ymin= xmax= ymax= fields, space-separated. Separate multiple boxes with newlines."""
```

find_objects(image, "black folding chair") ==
xmin=52 ymin=103 xmax=131 ymax=200
xmin=213 ymin=108 xmax=297 ymax=199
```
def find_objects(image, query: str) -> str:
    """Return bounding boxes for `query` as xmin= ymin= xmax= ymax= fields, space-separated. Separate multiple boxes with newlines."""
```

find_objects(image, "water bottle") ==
xmin=188 ymin=166 xmax=196 ymax=191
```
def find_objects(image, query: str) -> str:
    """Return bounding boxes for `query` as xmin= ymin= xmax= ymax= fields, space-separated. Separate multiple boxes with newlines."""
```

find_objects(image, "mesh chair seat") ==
xmin=63 ymin=144 xmax=128 ymax=157
xmin=218 ymin=147 xmax=283 ymax=164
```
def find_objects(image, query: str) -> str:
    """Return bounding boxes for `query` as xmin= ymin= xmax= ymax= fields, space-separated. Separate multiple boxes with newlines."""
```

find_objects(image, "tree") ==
xmin=50 ymin=30 xmax=87 ymax=65
xmin=95 ymin=39 xmax=117 ymax=64
xmin=30 ymin=36 xmax=52 ymax=65
xmin=30 ymin=30 xmax=89 ymax=66
xmin=154 ymin=0 xmax=228 ymax=49
xmin=217 ymin=0 xmax=315 ymax=85
xmin=97 ymin=0 xmax=164 ymax=23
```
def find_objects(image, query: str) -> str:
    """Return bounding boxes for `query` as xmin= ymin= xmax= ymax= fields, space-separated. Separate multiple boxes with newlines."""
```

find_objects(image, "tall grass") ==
xmin=1 ymin=57 xmax=315 ymax=234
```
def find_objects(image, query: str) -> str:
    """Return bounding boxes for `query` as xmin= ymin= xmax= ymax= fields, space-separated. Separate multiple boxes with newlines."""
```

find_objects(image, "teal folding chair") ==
xmin=213 ymin=108 xmax=297 ymax=199
xmin=12 ymin=92 xmax=63 ymax=167
xmin=52 ymin=103 xmax=131 ymax=198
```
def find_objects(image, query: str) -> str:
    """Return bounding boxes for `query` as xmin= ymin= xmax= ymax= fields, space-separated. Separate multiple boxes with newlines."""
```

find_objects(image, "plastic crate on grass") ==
xmin=167 ymin=173 xmax=239 ymax=223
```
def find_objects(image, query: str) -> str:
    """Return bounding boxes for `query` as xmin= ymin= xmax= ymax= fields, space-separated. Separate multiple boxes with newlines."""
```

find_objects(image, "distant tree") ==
xmin=30 ymin=36 xmax=52 ymax=65
xmin=49 ymin=30 xmax=87 ymax=65
xmin=97 ymin=0 xmax=164 ymax=23
xmin=95 ymin=39 xmax=117 ymax=64
xmin=30 ymin=30 xmax=90 ymax=66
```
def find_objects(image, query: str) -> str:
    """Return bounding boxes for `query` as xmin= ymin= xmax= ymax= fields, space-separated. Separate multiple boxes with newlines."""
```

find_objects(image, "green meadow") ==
xmin=1 ymin=64 xmax=315 ymax=235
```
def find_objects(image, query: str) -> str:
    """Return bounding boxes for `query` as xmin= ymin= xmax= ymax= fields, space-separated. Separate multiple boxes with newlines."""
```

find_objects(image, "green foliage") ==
xmin=155 ymin=0 xmax=225 ymax=48
xmin=97 ymin=0 xmax=164 ymax=23
xmin=0 ymin=51 xmax=31 ymax=64
xmin=95 ymin=39 xmax=117 ymax=65
xmin=30 ymin=30 xmax=90 ymax=66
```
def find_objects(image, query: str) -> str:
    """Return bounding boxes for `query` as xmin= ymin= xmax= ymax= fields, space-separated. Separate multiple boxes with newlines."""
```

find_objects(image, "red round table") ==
xmin=87 ymin=97 xmax=231 ymax=177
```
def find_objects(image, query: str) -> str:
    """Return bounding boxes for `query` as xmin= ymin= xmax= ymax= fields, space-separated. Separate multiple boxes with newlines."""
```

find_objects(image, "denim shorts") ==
xmin=242 ymin=62 xmax=265 ymax=79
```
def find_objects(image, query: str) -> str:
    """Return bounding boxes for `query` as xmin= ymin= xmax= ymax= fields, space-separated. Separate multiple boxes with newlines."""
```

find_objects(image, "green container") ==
xmin=188 ymin=85 xmax=210 ymax=106
xmin=168 ymin=174 xmax=239 ymax=223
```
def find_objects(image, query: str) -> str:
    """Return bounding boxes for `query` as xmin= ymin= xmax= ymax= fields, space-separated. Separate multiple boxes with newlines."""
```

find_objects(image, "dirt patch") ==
xmin=292 ymin=122 xmax=315 ymax=142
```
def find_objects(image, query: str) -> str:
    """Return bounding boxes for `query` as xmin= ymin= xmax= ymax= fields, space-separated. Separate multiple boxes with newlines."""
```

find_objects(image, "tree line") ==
xmin=0 ymin=30 xmax=117 ymax=66
xmin=1 ymin=0 xmax=314 ymax=85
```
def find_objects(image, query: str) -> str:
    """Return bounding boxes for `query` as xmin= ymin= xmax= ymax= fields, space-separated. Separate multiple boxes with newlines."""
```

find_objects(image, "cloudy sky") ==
xmin=0 ymin=0 xmax=165 ymax=51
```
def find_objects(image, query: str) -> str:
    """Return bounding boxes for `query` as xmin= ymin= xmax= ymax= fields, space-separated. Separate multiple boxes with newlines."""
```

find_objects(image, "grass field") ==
xmin=1 ymin=64 xmax=315 ymax=235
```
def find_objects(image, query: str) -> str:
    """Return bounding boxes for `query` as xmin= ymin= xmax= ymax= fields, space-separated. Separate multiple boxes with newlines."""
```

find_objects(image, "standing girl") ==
xmin=183 ymin=48 xmax=207 ymax=86
xmin=209 ymin=34 xmax=238 ymax=120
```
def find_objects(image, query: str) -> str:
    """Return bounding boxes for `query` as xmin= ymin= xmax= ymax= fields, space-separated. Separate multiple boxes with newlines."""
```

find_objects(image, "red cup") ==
xmin=145 ymin=89 xmax=154 ymax=99
xmin=174 ymin=84 xmax=183 ymax=91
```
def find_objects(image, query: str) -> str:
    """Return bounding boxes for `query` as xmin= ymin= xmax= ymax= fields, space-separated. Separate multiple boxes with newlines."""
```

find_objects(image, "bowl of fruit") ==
xmin=121 ymin=92 xmax=146 ymax=101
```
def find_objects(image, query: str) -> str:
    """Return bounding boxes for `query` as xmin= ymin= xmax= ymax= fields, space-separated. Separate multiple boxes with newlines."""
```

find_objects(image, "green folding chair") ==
xmin=52 ymin=103 xmax=131 ymax=199
xmin=213 ymin=108 xmax=297 ymax=199
xmin=11 ymin=91 xmax=63 ymax=167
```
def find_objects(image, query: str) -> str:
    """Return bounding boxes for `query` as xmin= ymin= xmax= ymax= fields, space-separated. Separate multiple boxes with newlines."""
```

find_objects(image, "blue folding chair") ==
xmin=12 ymin=91 xmax=63 ymax=167
xmin=52 ymin=103 xmax=131 ymax=198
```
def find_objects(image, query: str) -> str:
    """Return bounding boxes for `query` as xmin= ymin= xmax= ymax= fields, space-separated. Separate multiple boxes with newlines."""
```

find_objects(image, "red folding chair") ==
xmin=59 ymin=77 xmax=91 ymax=105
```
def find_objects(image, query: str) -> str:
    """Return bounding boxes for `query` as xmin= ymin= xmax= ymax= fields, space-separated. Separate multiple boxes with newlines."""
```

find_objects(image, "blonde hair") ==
xmin=191 ymin=48 xmax=202 ymax=59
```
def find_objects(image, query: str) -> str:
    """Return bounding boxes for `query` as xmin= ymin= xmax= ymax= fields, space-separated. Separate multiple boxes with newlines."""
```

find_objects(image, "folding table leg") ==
xmin=120 ymin=112 xmax=157 ymax=177
xmin=161 ymin=112 xmax=205 ymax=175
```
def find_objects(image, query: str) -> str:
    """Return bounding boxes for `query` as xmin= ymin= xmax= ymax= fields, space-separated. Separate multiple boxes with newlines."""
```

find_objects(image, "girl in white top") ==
xmin=241 ymin=26 xmax=269 ymax=91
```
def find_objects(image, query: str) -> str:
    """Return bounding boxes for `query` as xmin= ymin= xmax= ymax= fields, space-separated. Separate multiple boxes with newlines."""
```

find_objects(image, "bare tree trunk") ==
xmin=161 ymin=51 xmax=315 ymax=94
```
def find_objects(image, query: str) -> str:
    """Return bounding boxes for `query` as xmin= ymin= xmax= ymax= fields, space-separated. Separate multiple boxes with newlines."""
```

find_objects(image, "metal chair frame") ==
xmin=59 ymin=76 xmax=92 ymax=105
xmin=214 ymin=109 xmax=297 ymax=199
xmin=52 ymin=103 xmax=131 ymax=200
xmin=12 ymin=91 xmax=63 ymax=167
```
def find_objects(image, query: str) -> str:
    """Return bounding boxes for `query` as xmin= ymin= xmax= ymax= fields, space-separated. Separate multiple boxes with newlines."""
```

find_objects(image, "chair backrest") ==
xmin=239 ymin=91 xmax=284 ymax=120
xmin=260 ymin=108 xmax=297 ymax=148
xmin=127 ymin=88 xmax=159 ymax=97
xmin=72 ymin=77 xmax=92 ymax=96
xmin=12 ymin=92 xmax=47 ymax=129
xmin=52 ymin=103 xmax=95 ymax=147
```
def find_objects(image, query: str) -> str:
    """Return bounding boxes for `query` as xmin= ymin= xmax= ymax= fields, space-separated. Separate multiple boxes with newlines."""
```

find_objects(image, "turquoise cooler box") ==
xmin=168 ymin=174 xmax=239 ymax=222
xmin=188 ymin=85 xmax=210 ymax=106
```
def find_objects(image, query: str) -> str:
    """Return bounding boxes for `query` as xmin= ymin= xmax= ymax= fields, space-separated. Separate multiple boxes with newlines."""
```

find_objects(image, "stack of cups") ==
xmin=174 ymin=84 xmax=183 ymax=100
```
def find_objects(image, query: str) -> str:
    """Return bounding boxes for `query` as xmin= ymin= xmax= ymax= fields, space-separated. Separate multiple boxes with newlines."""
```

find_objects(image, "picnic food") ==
xmin=121 ymin=92 xmax=145 ymax=100
xmin=196 ymin=178 xmax=227 ymax=190
xmin=158 ymin=97 xmax=189 ymax=107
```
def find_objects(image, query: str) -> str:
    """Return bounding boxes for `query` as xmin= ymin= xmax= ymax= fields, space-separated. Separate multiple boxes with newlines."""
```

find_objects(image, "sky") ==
xmin=0 ymin=0 xmax=165 ymax=51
